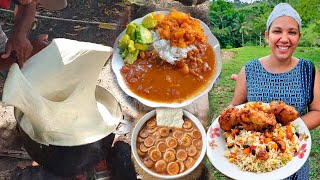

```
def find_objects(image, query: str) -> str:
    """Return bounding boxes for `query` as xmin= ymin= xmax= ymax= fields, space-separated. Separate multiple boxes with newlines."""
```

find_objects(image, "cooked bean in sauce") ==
xmin=121 ymin=44 xmax=216 ymax=103
xmin=136 ymin=116 xmax=203 ymax=175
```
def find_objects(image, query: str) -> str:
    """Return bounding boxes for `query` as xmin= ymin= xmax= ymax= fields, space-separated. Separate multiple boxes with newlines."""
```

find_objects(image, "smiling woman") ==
xmin=229 ymin=3 xmax=320 ymax=180
xmin=263 ymin=16 xmax=301 ymax=72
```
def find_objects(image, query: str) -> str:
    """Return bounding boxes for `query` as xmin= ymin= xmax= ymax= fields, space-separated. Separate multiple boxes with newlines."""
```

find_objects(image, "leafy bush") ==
xmin=226 ymin=44 xmax=233 ymax=49
xmin=300 ymin=23 xmax=320 ymax=47
xmin=209 ymin=0 xmax=320 ymax=48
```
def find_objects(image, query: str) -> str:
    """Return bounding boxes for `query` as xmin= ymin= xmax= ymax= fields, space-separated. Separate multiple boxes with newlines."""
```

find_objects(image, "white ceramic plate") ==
xmin=206 ymin=104 xmax=312 ymax=180
xmin=111 ymin=11 xmax=222 ymax=108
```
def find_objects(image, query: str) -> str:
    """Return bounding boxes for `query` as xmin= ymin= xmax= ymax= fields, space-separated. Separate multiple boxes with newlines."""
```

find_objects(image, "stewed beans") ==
xmin=120 ymin=44 xmax=216 ymax=103
xmin=136 ymin=116 xmax=203 ymax=175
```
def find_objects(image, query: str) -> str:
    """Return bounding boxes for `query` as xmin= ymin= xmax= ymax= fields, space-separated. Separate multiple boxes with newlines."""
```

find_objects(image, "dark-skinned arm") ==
xmin=1 ymin=1 xmax=36 ymax=68
xmin=0 ymin=34 xmax=49 ymax=72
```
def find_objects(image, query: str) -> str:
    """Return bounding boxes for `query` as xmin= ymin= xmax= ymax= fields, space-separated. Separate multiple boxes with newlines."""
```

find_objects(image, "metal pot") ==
xmin=13 ymin=86 xmax=122 ymax=177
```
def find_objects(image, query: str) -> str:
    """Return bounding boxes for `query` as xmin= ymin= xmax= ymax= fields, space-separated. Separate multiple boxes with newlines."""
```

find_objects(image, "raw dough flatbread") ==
xmin=2 ymin=39 xmax=117 ymax=146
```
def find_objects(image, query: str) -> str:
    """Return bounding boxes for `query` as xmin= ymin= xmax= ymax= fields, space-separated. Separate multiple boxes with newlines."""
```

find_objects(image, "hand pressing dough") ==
xmin=2 ymin=39 xmax=117 ymax=146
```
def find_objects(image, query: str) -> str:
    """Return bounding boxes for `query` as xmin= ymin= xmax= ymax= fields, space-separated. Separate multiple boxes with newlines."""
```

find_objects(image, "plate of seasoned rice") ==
xmin=206 ymin=101 xmax=311 ymax=180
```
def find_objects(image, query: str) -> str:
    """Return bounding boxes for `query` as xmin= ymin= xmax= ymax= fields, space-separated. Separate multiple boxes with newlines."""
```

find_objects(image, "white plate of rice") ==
xmin=206 ymin=104 xmax=312 ymax=180
xmin=111 ymin=11 xmax=222 ymax=108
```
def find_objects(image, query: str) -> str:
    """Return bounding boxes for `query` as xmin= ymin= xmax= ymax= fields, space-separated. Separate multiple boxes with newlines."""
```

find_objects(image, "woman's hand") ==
xmin=230 ymin=67 xmax=248 ymax=106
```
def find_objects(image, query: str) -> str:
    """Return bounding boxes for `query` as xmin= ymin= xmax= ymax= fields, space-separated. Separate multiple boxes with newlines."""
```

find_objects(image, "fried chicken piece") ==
xmin=218 ymin=107 xmax=240 ymax=131
xmin=270 ymin=101 xmax=300 ymax=125
xmin=238 ymin=108 xmax=276 ymax=132
xmin=243 ymin=101 xmax=271 ymax=113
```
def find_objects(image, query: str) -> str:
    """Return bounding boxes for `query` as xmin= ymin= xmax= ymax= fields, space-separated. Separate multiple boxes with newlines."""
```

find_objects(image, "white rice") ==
xmin=152 ymin=31 xmax=197 ymax=64
xmin=224 ymin=123 xmax=299 ymax=173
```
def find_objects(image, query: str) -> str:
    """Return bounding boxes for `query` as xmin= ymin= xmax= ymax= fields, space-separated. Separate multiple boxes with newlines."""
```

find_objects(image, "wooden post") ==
xmin=259 ymin=31 xmax=262 ymax=46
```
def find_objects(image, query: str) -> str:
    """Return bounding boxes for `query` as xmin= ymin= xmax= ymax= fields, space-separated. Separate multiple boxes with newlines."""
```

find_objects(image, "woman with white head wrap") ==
xmin=229 ymin=3 xmax=320 ymax=179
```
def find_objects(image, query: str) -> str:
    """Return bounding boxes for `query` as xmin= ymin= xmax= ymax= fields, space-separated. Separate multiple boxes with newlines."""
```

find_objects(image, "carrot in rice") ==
xmin=264 ymin=131 xmax=272 ymax=138
xmin=264 ymin=137 xmax=272 ymax=144
xmin=271 ymin=143 xmax=278 ymax=150
xmin=273 ymin=136 xmax=282 ymax=141
xmin=278 ymin=130 xmax=285 ymax=138
xmin=231 ymin=129 xmax=239 ymax=137
xmin=250 ymin=145 xmax=256 ymax=150
xmin=286 ymin=124 xmax=294 ymax=133
xmin=243 ymin=148 xmax=251 ymax=155
xmin=289 ymin=148 xmax=295 ymax=153
xmin=290 ymin=136 xmax=295 ymax=143
xmin=238 ymin=140 xmax=243 ymax=146
xmin=285 ymin=125 xmax=294 ymax=139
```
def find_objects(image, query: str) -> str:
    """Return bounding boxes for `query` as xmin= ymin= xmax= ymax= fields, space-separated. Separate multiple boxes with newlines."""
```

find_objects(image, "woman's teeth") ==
xmin=277 ymin=46 xmax=289 ymax=50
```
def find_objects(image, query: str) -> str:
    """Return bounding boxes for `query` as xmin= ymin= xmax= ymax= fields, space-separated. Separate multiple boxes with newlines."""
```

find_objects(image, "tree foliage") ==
xmin=209 ymin=0 xmax=320 ymax=48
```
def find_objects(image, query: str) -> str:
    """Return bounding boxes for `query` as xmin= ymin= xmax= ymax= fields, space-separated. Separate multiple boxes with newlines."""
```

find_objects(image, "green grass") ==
xmin=207 ymin=46 xmax=320 ymax=180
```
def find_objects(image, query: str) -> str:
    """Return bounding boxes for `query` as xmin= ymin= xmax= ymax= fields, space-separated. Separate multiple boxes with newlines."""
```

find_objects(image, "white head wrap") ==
xmin=266 ymin=3 xmax=301 ymax=31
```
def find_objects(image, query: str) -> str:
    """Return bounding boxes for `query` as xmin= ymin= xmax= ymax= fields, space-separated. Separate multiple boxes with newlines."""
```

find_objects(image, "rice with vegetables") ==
xmin=224 ymin=123 xmax=299 ymax=173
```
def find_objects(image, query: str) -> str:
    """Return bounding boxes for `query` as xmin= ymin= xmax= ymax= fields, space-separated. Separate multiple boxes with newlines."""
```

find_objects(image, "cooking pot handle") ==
xmin=113 ymin=118 xmax=131 ymax=135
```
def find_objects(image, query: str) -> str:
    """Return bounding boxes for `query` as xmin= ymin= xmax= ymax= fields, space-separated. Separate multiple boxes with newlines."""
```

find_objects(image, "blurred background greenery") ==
xmin=207 ymin=1 xmax=320 ymax=178
xmin=209 ymin=0 xmax=320 ymax=49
